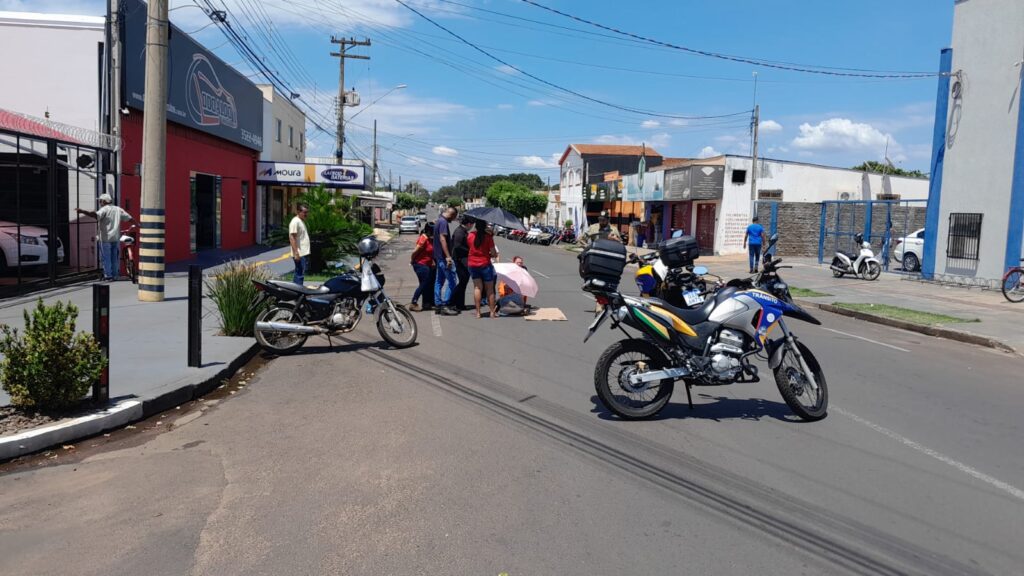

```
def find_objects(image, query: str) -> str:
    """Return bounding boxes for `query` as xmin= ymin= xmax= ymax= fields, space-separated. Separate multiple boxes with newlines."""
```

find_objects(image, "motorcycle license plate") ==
xmin=584 ymin=308 xmax=610 ymax=343
xmin=683 ymin=290 xmax=704 ymax=306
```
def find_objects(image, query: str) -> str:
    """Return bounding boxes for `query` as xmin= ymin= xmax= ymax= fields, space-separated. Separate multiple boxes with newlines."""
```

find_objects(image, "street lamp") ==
xmin=348 ymin=84 xmax=407 ymax=122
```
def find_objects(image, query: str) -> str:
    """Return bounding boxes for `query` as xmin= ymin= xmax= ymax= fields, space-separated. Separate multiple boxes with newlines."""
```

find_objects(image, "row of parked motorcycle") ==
xmin=496 ymin=224 xmax=576 ymax=245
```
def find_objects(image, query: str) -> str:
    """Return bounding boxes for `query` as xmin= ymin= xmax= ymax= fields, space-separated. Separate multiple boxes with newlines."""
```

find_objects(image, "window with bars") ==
xmin=758 ymin=189 xmax=783 ymax=200
xmin=946 ymin=213 xmax=982 ymax=260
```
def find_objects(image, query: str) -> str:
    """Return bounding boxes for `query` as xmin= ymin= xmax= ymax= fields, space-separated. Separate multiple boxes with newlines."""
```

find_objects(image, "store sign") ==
xmin=123 ymin=0 xmax=263 ymax=151
xmin=664 ymin=167 xmax=691 ymax=200
xmin=691 ymin=165 xmax=725 ymax=200
xmin=256 ymin=162 xmax=365 ymax=189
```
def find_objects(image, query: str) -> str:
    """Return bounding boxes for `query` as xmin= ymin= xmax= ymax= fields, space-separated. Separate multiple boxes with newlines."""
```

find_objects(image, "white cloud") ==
xmin=517 ymin=153 xmax=561 ymax=169
xmin=432 ymin=145 xmax=459 ymax=157
xmin=760 ymin=120 xmax=783 ymax=133
xmin=495 ymin=64 xmax=518 ymax=75
xmin=791 ymin=118 xmax=895 ymax=153
xmin=527 ymin=100 xmax=548 ymax=107
xmin=668 ymin=119 xmax=689 ymax=127
xmin=698 ymin=146 xmax=721 ymax=159
xmin=594 ymin=132 xmax=671 ymax=149
xmin=641 ymin=120 xmax=661 ymax=129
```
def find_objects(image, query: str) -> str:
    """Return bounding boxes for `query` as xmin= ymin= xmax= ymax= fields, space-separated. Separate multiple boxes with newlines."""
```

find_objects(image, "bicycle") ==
xmin=120 ymin=225 xmax=138 ymax=284
xmin=1001 ymin=258 xmax=1024 ymax=303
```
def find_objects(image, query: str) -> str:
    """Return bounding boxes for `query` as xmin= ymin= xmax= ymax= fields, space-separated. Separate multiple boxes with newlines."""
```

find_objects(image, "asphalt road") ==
xmin=2 ymin=230 xmax=1023 ymax=575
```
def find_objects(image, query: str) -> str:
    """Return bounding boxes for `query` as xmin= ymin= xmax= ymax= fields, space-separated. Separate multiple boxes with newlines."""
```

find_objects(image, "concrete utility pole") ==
xmin=139 ymin=0 xmax=168 ymax=302
xmin=372 ymin=119 xmax=378 ymax=191
xmin=330 ymin=36 xmax=370 ymax=164
xmin=107 ymin=0 xmax=122 ymax=203
xmin=749 ymin=104 xmax=760 ymax=218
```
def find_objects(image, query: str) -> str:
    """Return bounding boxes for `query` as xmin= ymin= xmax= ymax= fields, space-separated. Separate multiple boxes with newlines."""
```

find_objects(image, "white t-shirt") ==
xmin=96 ymin=205 xmax=130 ymax=242
xmin=289 ymin=216 xmax=310 ymax=257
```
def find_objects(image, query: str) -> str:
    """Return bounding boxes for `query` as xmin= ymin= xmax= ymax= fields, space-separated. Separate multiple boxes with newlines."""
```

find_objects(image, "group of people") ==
xmin=409 ymin=207 xmax=528 ymax=319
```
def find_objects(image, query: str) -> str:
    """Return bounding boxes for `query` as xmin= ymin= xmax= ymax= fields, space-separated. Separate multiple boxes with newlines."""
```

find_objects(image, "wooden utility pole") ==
xmin=330 ymin=37 xmax=370 ymax=164
xmin=750 ymin=104 xmax=760 ymax=218
xmin=139 ymin=0 xmax=168 ymax=302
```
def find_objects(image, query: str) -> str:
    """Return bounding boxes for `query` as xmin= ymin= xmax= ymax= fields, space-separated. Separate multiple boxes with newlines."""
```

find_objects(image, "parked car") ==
xmin=398 ymin=216 xmax=421 ymax=235
xmin=894 ymin=228 xmax=925 ymax=272
xmin=416 ymin=212 xmax=427 ymax=223
xmin=0 ymin=221 xmax=65 ymax=273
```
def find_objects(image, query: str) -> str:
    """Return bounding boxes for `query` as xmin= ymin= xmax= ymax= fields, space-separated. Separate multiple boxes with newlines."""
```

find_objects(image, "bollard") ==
xmin=92 ymin=284 xmax=110 ymax=404
xmin=187 ymin=265 xmax=202 ymax=367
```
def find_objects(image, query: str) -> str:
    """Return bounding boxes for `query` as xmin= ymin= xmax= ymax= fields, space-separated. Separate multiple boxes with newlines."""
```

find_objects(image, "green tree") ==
xmin=485 ymin=180 xmax=548 ymax=222
xmin=446 ymin=196 xmax=464 ymax=208
xmin=267 ymin=185 xmax=372 ymax=264
xmin=852 ymin=161 xmax=926 ymax=179
xmin=403 ymin=180 xmax=429 ymax=197
xmin=395 ymin=193 xmax=418 ymax=211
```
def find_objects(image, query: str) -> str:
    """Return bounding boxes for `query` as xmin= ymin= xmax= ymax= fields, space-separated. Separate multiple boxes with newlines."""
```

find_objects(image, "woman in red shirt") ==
xmin=467 ymin=219 xmax=499 ymax=318
xmin=408 ymin=221 xmax=435 ymax=311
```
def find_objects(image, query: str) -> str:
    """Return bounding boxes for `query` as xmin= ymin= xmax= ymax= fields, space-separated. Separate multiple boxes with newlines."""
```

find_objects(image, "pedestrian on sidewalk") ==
xmin=75 ymin=193 xmax=136 ymax=281
xmin=468 ymin=219 xmax=499 ymax=318
xmin=579 ymin=211 xmax=621 ymax=246
xmin=433 ymin=207 xmax=460 ymax=315
xmin=289 ymin=203 xmax=311 ymax=286
xmin=450 ymin=215 xmax=473 ymax=311
xmin=409 ymin=222 xmax=435 ymax=312
xmin=743 ymin=215 xmax=766 ymax=274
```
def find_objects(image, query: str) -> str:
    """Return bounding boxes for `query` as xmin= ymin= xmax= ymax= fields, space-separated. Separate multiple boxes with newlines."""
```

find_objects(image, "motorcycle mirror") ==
xmin=693 ymin=265 xmax=708 ymax=275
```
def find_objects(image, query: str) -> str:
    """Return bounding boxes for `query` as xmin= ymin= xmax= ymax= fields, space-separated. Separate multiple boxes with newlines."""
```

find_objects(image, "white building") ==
xmin=255 ymin=85 xmax=307 ymax=242
xmin=923 ymin=0 xmax=1024 ymax=281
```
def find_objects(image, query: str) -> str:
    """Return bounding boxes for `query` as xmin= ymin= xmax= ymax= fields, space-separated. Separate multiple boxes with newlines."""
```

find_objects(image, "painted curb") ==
xmin=0 ymin=343 xmax=260 ymax=462
xmin=798 ymin=300 xmax=1016 ymax=354
xmin=0 ymin=399 xmax=142 ymax=461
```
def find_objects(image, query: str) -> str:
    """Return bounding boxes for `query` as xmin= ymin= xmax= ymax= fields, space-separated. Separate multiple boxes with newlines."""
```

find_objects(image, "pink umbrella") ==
xmin=493 ymin=262 xmax=539 ymax=298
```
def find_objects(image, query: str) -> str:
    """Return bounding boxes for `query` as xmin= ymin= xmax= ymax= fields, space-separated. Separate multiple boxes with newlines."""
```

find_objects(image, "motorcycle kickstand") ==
xmin=685 ymin=380 xmax=694 ymax=410
xmin=326 ymin=333 xmax=334 ymax=349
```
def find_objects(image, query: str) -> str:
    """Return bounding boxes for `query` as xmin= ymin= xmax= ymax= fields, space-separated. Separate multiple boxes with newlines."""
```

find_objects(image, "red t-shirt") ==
xmin=467 ymin=231 xmax=495 ymax=267
xmin=413 ymin=234 xmax=434 ymax=266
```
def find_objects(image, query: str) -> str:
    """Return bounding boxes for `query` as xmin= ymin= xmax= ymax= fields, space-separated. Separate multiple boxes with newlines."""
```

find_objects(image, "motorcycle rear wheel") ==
xmin=773 ymin=340 xmax=828 ymax=421
xmin=376 ymin=302 xmax=418 ymax=348
xmin=595 ymin=339 xmax=674 ymax=420
xmin=254 ymin=304 xmax=308 ymax=355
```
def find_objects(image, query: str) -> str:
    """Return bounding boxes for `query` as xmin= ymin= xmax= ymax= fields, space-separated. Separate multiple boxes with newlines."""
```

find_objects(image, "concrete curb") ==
xmin=0 ymin=343 xmax=260 ymax=462
xmin=797 ymin=300 xmax=1016 ymax=354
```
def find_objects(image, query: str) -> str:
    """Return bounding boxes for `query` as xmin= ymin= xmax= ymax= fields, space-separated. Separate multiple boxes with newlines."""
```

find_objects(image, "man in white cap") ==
xmin=578 ymin=211 xmax=622 ymax=245
xmin=76 ymin=194 xmax=136 ymax=281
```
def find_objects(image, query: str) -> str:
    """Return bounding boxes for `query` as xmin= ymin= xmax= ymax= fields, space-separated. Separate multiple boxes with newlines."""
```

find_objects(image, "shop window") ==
xmin=731 ymin=169 xmax=747 ymax=184
xmin=289 ymin=126 xmax=294 ymax=148
xmin=275 ymin=118 xmax=282 ymax=142
xmin=946 ymin=213 xmax=982 ymax=261
xmin=241 ymin=181 xmax=250 ymax=232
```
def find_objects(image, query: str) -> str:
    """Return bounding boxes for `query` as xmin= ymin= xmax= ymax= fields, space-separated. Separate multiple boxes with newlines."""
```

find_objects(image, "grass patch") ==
xmin=790 ymin=286 xmax=832 ymax=298
xmin=831 ymin=303 xmax=979 ymax=326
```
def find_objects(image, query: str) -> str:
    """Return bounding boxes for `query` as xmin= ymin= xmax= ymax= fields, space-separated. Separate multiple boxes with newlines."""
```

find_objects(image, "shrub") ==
xmin=565 ymin=220 xmax=574 ymax=229
xmin=206 ymin=261 xmax=273 ymax=337
xmin=265 ymin=185 xmax=373 ymax=263
xmin=0 ymin=299 xmax=107 ymax=410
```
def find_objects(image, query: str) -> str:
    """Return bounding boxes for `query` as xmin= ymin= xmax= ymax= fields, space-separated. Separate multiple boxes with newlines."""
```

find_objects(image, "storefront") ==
xmin=119 ymin=0 xmax=263 ymax=262
xmin=255 ymin=161 xmax=367 ymax=226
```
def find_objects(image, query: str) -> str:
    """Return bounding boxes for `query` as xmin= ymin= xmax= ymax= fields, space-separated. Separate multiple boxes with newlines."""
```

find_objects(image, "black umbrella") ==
xmin=462 ymin=207 xmax=527 ymax=231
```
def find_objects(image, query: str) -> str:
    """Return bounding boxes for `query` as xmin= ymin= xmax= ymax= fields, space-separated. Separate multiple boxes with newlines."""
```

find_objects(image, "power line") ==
xmin=517 ymin=0 xmax=942 ymax=79
xmin=392 ymin=0 xmax=752 ymax=120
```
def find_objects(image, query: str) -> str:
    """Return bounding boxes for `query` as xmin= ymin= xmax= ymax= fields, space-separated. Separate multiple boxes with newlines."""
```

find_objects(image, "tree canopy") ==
xmin=852 ymin=161 xmax=927 ymax=179
xmin=436 ymin=173 xmax=545 ymax=201
xmin=395 ymin=192 xmax=427 ymax=211
xmin=485 ymin=180 xmax=548 ymax=221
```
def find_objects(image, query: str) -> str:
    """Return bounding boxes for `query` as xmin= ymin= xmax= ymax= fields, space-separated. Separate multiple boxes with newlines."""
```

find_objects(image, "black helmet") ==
xmin=357 ymin=236 xmax=380 ymax=259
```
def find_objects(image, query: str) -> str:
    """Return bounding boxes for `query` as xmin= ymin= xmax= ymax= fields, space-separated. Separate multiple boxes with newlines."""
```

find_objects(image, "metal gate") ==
xmin=817 ymin=200 xmax=927 ymax=272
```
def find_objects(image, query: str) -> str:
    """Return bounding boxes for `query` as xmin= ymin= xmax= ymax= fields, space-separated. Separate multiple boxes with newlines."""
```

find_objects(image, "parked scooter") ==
xmin=830 ymin=233 xmax=881 ymax=281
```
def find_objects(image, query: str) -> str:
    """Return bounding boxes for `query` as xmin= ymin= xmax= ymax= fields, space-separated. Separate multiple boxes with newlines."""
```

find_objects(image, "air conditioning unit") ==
xmin=839 ymin=192 xmax=851 ymax=201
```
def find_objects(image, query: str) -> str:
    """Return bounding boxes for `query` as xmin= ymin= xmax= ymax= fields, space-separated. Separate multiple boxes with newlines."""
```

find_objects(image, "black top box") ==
xmin=579 ymin=238 xmax=627 ymax=283
xmin=660 ymin=235 xmax=700 ymax=268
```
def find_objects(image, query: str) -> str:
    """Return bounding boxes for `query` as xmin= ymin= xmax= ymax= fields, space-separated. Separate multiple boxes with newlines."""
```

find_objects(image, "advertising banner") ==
xmin=256 ymin=162 xmax=366 ymax=189
xmin=664 ymin=167 xmax=691 ymax=201
xmin=691 ymin=165 xmax=725 ymax=200
xmin=123 ymin=0 xmax=263 ymax=150
xmin=623 ymin=170 xmax=664 ymax=201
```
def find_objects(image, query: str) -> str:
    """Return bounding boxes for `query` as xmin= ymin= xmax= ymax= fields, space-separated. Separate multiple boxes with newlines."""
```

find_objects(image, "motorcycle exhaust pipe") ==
xmin=255 ymin=321 xmax=325 ymax=335
xmin=829 ymin=265 xmax=847 ymax=273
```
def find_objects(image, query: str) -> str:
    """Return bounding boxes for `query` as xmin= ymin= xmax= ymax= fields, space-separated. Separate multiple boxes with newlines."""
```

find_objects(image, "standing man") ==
xmin=743 ymin=215 xmax=766 ymax=274
xmin=578 ymin=211 xmax=622 ymax=246
xmin=75 ymin=193 xmax=136 ymax=281
xmin=289 ymin=203 xmax=311 ymax=286
xmin=433 ymin=207 xmax=460 ymax=315
xmin=450 ymin=215 xmax=473 ymax=311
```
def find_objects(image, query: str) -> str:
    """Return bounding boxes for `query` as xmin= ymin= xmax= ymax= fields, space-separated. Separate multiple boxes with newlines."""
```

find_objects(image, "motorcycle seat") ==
xmin=268 ymin=279 xmax=330 ymax=295
xmin=646 ymin=287 xmax=737 ymax=326
xmin=838 ymin=251 xmax=857 ymax=260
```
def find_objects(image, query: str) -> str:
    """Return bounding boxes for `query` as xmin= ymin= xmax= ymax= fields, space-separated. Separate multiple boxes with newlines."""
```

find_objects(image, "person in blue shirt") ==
xmin=743 ymin=216 xmax=766 ymax=274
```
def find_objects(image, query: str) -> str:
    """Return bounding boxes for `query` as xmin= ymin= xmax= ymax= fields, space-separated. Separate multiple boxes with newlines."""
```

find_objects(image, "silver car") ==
xmin=399 ymin=216 xmax=421 ymax=235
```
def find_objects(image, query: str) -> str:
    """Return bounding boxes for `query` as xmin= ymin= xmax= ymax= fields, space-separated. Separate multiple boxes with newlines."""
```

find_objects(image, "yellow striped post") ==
xmin=138 ymin=209 xmax=165 ymax=301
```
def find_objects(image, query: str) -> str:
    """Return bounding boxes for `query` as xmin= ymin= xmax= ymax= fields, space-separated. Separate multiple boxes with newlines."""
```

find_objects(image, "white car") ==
xmin=398 ymin=216 xmax=421 ymax=235
xmin=894 ymin=228 xmax=925 ymax=272
xmin=0 ymin=221 xmax=65 ymax=272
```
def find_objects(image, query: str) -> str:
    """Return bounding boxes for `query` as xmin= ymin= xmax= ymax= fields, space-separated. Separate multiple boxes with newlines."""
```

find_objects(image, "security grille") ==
xmin=946 ymin=213 xmax=982 ymax=260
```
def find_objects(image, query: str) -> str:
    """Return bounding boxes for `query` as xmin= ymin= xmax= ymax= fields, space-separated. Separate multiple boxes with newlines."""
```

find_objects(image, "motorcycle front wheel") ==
xmin=773 ymin=340 xmax=828 ymax=421
xmin=861 ymin=261 xmax=881 ymax=281
xmin=254 ymin=304 xmax=308 ymax=355
xmin=595 ymin=339 xmax=674 ymax=420
xmin=376 ymin=302 xmax=418 ymax=348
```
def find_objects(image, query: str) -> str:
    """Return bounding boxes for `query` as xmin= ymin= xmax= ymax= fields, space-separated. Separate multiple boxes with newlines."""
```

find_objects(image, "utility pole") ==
xmin=372 ymin=119 xmax=378 ymax=192
xmin=750 ymin=104 xmax=760 ymax=219
xmin=139 ymin=0 xmax=168 ymax=302
xmin=107 ymin=0 xmax=122 ymax=204
xmin=389 ymin=168 xmax=392 ymax=191
xmin=330 ymin=36 xmax=370 ymax=164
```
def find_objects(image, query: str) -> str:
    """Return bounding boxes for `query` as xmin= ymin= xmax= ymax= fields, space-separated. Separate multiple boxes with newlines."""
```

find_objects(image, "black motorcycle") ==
xmin=251 ymin=236 xmax=417 ymax=354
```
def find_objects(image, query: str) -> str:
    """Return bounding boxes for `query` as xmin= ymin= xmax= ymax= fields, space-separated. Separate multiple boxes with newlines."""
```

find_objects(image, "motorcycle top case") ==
xmin=578 ymin=238 xmax=627 ymax=284
xmin=660 ymin=235 xmax=700 ymax=268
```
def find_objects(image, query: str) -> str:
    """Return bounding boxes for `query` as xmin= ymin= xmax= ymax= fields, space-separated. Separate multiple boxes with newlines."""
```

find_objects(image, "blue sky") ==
xmin=8 ymin=0 xmax=955 ymax=189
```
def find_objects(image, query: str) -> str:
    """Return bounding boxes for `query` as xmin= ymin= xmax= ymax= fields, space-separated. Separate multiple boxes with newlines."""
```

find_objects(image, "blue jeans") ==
xmin=99 ymin=241 xmax=119 ymax=279
xmin=748 ymin=244 xmax=762 ymax=271
xmin=412 ymin=263 xmax=432 ymax=304
xmin=434 ymin=258 xmax=457 ymax=307
xmin=293 ymin=255 xmax=309 ymax=286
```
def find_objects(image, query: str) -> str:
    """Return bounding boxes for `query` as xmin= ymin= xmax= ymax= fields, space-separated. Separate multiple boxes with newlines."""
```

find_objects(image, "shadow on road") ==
xmin=590 ymin=393 xmax=801 ymax=423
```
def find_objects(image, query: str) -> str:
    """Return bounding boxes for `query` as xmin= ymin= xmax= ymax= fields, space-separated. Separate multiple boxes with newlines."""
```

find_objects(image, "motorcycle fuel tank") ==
xmin=323 ymin=273 xmax=361 ymax=296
